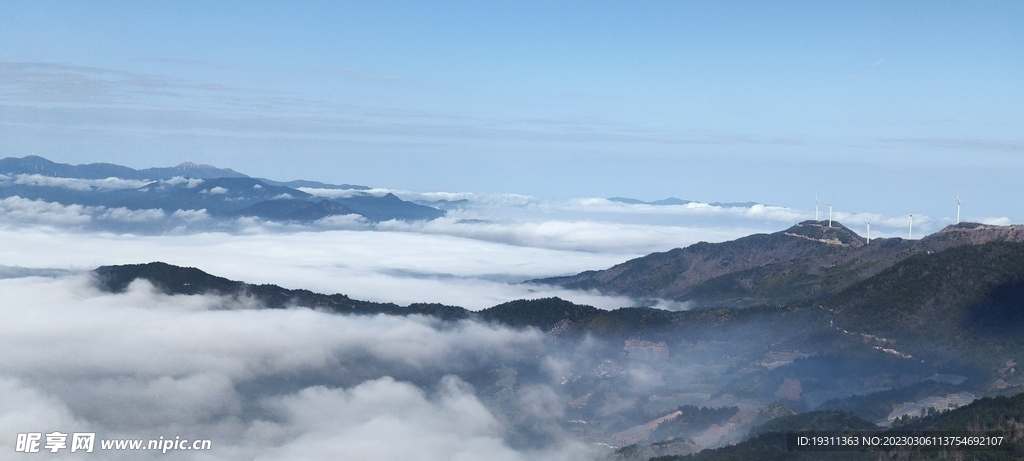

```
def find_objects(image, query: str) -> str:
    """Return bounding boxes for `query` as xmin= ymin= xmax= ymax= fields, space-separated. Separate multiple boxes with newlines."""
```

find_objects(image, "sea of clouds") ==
xmin=2 ymin=187 xmax=1006 ymax=309
xmin=0 ymin=275 xmax=607 ymax=460
xmin=0 ymin=189 xmax=798 ymax=309
xmin=0 ymin=186 xmax=1015 ymax=460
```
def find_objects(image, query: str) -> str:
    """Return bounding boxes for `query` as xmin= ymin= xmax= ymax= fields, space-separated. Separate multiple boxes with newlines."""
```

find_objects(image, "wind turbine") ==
xmin=906 ymin=210 xmax=914 ymax=239
xmin=859 ymin=215 xmax=875 ymax=243
xmin=956 ymin=194 xmax=963 ymax=225
xmin=827 ymin=194 xmax=836 ymax=227
xmin=815 ymin=195 xmax=819 ymax=222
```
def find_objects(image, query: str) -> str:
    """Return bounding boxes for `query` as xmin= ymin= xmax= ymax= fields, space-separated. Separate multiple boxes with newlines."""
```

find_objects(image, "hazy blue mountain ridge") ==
xmin=0 ymin=155 xmax=443 ymax=223
xmin=0 ymin=155 xmax=248 ymax=180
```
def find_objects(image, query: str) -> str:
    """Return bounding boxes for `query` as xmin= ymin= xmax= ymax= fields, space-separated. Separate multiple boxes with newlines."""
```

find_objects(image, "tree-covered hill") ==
xmin=94 ymin=262 xmax=470 ymax=320
xmin=823 ymin=241 xmax=1024 ymax=372
xmin=536 ymin=221 xmax=1024 ymax=308
xmin=655 ymin=391 xmax=1024 ymax=461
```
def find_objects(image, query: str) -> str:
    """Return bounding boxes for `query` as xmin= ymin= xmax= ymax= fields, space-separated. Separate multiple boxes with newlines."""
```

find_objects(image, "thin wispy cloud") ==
xmin=304 ymin=67 xmax=441 ymax=88
xmin=0 ymin=61 xmax=822 ymax=155
xmin=0 ymin=61 xmax=239 ymax=107
xmin=881 ymin=137 xmax=1024 ymax=154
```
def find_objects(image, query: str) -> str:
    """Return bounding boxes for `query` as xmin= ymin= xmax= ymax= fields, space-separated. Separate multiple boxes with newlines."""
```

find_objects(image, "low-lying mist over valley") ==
xmin=3 ymin=156 xmax=1024 ymax=460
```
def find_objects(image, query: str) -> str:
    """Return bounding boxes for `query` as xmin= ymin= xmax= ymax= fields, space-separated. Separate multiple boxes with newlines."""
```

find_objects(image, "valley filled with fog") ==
xmin=0 ymin=173 xmax=726 ymax=454
xmin=0 ymin=200 xmax=796 ymax=460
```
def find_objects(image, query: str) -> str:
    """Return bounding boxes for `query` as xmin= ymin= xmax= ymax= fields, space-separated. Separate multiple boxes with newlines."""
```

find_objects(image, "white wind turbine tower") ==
xmin=827 ymin=194 xmax=836 ymax=227
xmin=815 ymin=195 xmax=819 ymax=221
xmin=956 ymin=194 xmax=963 ymax=224
xmin=859 ymin=215 xmax=875 ymax=243
xmin=906 ymin=210 xmax=914 ymax=239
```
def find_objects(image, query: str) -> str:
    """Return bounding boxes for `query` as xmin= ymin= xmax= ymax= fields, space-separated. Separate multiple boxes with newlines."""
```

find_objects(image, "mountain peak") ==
xmin=163 ymin=162 xmax=246 ymax=179
xmin=782 ymin=220 xmax=865 ymax=247
xmin=173 ymin=161 xmax=219 ymax=170
xmin=923 ymin=222 xmax=1024 ymax=246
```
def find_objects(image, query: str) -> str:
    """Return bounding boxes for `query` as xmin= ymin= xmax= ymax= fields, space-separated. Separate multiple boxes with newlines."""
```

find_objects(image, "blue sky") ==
xmin=1 ymin=1 xmax=1021 ymax=223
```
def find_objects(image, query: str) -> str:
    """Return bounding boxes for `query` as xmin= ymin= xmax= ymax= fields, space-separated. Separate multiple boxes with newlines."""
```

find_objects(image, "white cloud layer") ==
xmin=254 ymin=378 xmax=560 ymax=461
xmin=0 ymin=275 xmax=599 ymax=460
xmin=2 ymin=183 xmax=1012 ymax=460
xmin=9 ymin=174 xmax=151 ymax=191
xmin=0 ymin=187 xmax=1015 ymax=309
xmin=0 ymin=225 xmax=638 ymax=309
xmin=301 ymin=188 xmax=976 ymax=241
xmin=163 ymin=177 xmax=204 ymax=188
xmin=375 ymin=217 xmax=748 ymax=254
xmin=0 ymin=196 xmax=92 ymax=225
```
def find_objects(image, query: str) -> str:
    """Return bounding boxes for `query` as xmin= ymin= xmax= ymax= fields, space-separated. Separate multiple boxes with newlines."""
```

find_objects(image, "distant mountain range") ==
xmin=0 ymin=155 xmax=443 ymax=223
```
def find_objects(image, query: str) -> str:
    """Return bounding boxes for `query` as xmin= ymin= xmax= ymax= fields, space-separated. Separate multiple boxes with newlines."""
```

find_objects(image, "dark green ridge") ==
xmin=535 ymin=221 xmax=1024 ymax=308
xmin=94 ymin=262 xmax=470 ymax=321
xmin=653 ymin=391 xmax=1024 ymax=461
xmin=93 ymin=237 xmax=1024 ymax=348
xmin=92 ymin=262 xmax=808 ymax=340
